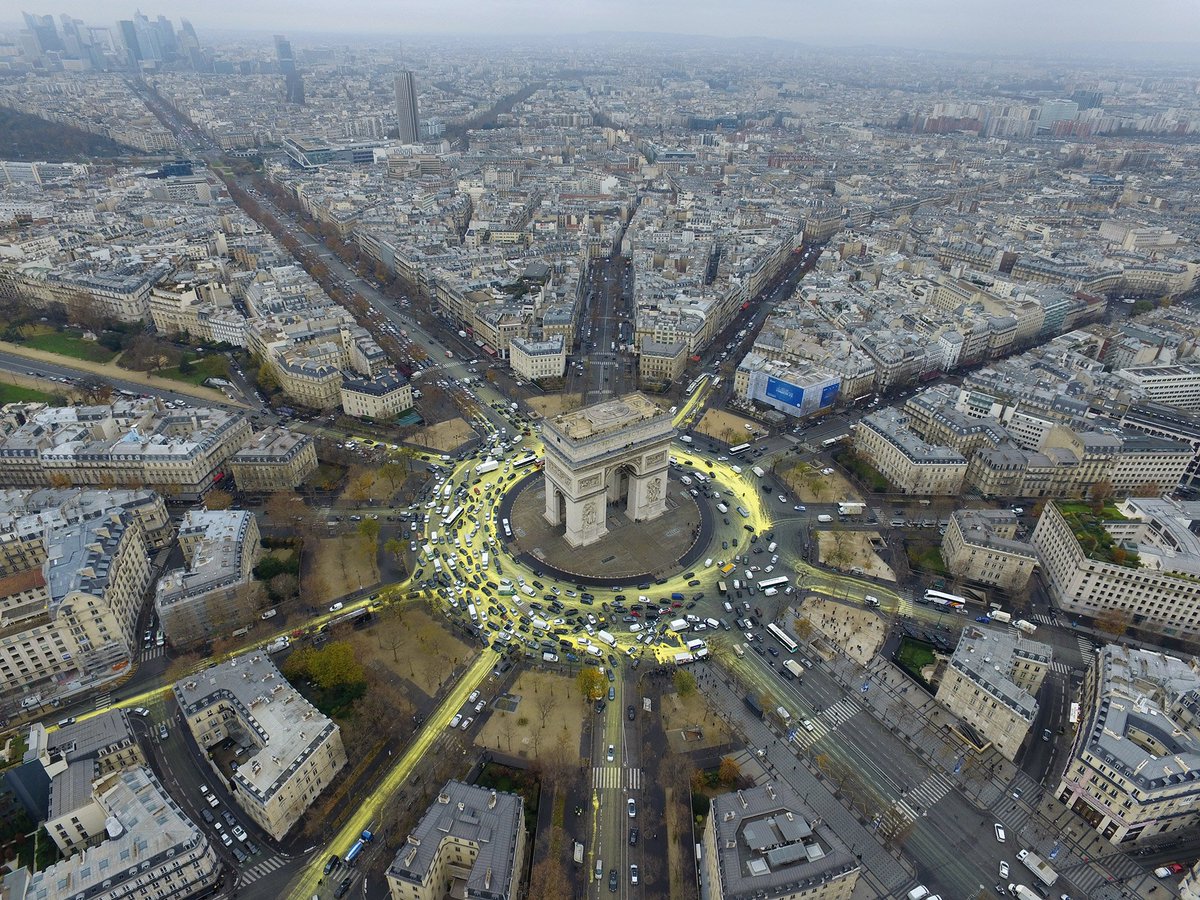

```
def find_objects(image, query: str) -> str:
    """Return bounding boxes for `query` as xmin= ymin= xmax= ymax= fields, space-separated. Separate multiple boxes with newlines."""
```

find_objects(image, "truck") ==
xmin=668 ymin=618 xmax=689 ymax=632
xmin=837 ymin=501 xmax=867 ymax=516
xmin=751 ymin=466 xmax=766 ymax=478
xmin=674 ymin=652 xmax=695 ymax=665
xmin=476 ymin=459 xmax=499 ymax=475
xmin=989 ymin=610 xmax=1012 ymax=624
xmin=1014 ymin=619 xmax=1038 ymax=635
xmin=783 ymin=659 xmax=805 ymax=679
xmin=573 ymin=842 xmax=584 ymax=865
xmin=531 ymin=616 xmax=549 ymax=632
xmin=718 ymin=582 xmax=729 ymax=595
xmin=817 ymin=514 xmax=833 ymax=523
xmin=743 ymin=693 xmax=764 ymax=718
xmin=1017 ymin=848 xmax=1058 ymax=887
xmin=597 ymin=630 xmax=617 ymax=648
xmin=680 ymin=435 xmax=693 ymax=444
xmin=1008 ymin=886 xmax=1040 ymax=900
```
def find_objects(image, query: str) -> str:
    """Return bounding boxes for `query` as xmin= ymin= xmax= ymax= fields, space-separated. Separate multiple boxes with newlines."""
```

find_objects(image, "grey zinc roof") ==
xmin=387 ymin=780 xmax=522 ymax=899
xmin=947 ymin=626 xmax=1049 ymax=722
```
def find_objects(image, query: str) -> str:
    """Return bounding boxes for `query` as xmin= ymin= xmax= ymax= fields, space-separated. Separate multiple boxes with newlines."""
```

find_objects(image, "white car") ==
xmin=999 ymin=861 xmax=1009 ymax=878
xmin=460 ymin=717 xmax=474 ymax=730
xmin=994 ymin=823 xmax=1006 ymax=843
xmin=607 ymin=744 xmax=615 ymax=762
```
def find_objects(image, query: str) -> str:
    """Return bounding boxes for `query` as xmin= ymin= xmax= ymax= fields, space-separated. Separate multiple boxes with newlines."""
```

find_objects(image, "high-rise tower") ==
xmin=394 ymin=71 xmax=420 ymax=144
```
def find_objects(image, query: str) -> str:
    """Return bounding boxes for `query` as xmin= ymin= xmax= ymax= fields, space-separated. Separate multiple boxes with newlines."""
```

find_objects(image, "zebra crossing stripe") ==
xmin=893 ymin=799 xmax=919 ymax=820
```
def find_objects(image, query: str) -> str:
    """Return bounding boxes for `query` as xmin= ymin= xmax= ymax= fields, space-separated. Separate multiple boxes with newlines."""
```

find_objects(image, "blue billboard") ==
xmin=765 ymin=376 xmax=805 ymax=409
xmin=819 ymin=382 xmax=840 ymax=408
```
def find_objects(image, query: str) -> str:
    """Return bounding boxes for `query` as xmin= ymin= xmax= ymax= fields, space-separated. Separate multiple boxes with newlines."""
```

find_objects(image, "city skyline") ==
xmin=6 ymin=0 xmax=1200 ymax=53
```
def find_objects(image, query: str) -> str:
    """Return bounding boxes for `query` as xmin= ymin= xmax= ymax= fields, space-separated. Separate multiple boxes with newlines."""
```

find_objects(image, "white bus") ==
xmin=512 ymin=454 xmax=539 ymax=470
xmin=444 ymin=506 xmax=464 ymax=529
xmin=758 ymin=576 xmax=790 ymax=591
xmin=921 ymin=589 xmax=967 ymax=609
xmin=765 ymin=622 xmax=798 ymax=653
xmin=728 ymin=443 xmax=751 ymax=455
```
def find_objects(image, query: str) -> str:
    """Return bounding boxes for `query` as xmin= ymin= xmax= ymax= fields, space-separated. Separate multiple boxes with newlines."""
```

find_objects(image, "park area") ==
xmin=305 ymin=535 xmax=380 ymax=600
xmin=345 ymin=606 xmax=473 ymax=698
xmin=661 ymin=678 xmax=732 ymax=753
xmin=21 ymin=328 xmax=118 ymax=363
xmin=406 ymin=417 xmax=475 ymax=452
xmin=694 ymin=407 xmax=765 ymax=445
xmin=895 ymin=637 xmax=939 ymax=686
xmin=796 ymin=595 xmax=886 ymax=666
xmin=815 ymin=529 xmax=896 ymax=581
xmin=776 ymin=459 xmax=861 ymax=503
xmin=476 ymin=670 xmax=583 ymax=763
xmin=525 ymin=393 xmax=583 ymax=418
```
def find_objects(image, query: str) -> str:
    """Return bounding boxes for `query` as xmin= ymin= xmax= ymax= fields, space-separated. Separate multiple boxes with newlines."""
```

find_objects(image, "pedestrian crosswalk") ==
xmin=92 ymin=692 xmax=112 ymax=711
xmin=1050 ymin=661 xmax=1073 ymax=675
xmin=1077 ymin=636 xmax=1096 ymax=667
xmin=140 ymin=645 xmax=165 ymax=662
xmin=239 ymin=854 xmax=286 ymax=886
xmin=1031 ymin=613 xmax=1056 ymax=625
xmin=890 ymin=773 xmax=953 ymax=822
xmin=591 ymin=766 xmax=640 ymax=791
xmin=897 ymin=594 xmax=915 ymax=617
xmin=823 ymin=698 xmax=862 ymax=728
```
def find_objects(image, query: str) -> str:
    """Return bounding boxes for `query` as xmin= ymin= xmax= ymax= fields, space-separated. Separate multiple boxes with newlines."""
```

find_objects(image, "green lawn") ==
xmin=0 ymin=383 xmax=56 ymax=404
xmin=156 ymin=354 xmax=230 ymax=385
xmin=896 ymin=638 xmax=936 ymax=683
xmin=23 ymin=332 xmax=117 ymax=363
xmin=905 ymin=542 xmax=947 ymax=576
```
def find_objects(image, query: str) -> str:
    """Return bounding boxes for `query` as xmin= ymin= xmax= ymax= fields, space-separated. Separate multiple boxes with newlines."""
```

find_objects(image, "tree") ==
xmin=347 ymin=469 xmax=375 ymax=503
xmin=792 ymin=617 xmax=814 ymax=641
xmin=202 ymin=489 xmax=234 ymax=510
xmin=286 ymin=641 xmax=365 ymax=690
xmin=358 ymin=517 xmax=381 ymax=548
xmin=674 ymin=669 xmax=697 ymax=697
xmin=1130 ymin=481 xmax=1162 ymax=498
xmin=379 ymin=460 xmax=405 ymax=492
xmin=268 ymin=572 xmax=299 ymax=602
xmin=718 ymin=756 xmax=741 ymax=786
xmin=1095 ymin=607 xmax=1132 ymax=639
xmin=1090 ymin=479 xmax=1116 ymax=511
xmin=577 ymin=667 xmax=605 ymax=702
xmin=383 ymin=537 xmax=405 ymax=562
xmin=376 ymin=603 xmax=406 ymax=663
xmin=528 ymin=853 xmax=570 ymax=899
xmin=535 ymin=692 xmax=558 ymax=729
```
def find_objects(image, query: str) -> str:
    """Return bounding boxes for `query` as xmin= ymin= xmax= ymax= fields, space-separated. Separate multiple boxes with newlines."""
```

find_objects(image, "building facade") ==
xmin=385 ymin=781 xmax=525 ymax=900
xmin=229 ymin=427 xmax=318 ymax=493
xmin=174 ymin=654 xmax=347 ymax=840
xmin=340 ymin=371 xmax=414 ymax=421
xmin=852 ymin=409 xmax=967 ymax=495
xmin=508 ymin=335 xmax=565 ymax=382
xmin=1054 ymin=645 xmax=1200 ymax=844
xmin=935 ymin=626 xmax=1050 ymax=760
xmin=941 ymin=509 xmax=1037 ymax=592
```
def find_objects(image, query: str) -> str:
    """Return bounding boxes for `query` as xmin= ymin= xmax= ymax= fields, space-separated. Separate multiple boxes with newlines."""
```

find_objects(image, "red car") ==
xmin=630 ymin=611 xmax=640 ymax=617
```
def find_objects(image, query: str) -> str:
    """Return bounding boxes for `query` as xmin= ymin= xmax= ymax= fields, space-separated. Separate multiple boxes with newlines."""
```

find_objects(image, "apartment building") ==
xmin=508 ymin=335 xmax=565 ymax=382
xmin=852 ymin=409 xmax=967 ymax=495
xmin=386 ymin=780 xmax=526 ymax=900
xmin=735 ymin=353 xmax=840 ymax=420
xmin=941 ymin=509 xmax=1037 ymax=591
xmin=1032 ymin=499 xmax=1200 ymax=640
xmin=340 ymin=371 xmax=413 ymax=421
xmin=229 ymin=427 xmax=318 ymax=493
xmin=637 ymin=339 xmax=687 ymax=388
xmin=175 ymin=654 xmax=347 ymax=840
xmin=155 ymin=509 xmax=261 ymax=646
xmin=700 ymin=781 xmax=860 ymax=900
xmin=1055 ymin=645 xmax=1200 ymax=844
xmin=8 ymin=766 xmax=220 ymax=900
xmin=0 ymin=401 xmax=252 ymax=501
xmin=935 ymin=626 xmax=1050 ymax=760
xmin=1121 ymin=401 xmax=1200 ymax=488
xmin=22 ymin=712 xmax=147 ymax=851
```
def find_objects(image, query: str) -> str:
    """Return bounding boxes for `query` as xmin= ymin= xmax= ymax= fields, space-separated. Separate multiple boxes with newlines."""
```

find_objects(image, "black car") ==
xmin=629 ymin=826 xmax=639 ymax=845
xmin=335 ymin=877 xmax=353 ymax=899
xmin=594 ymin=700 xmax=606 ymax=713
xmin=768 ymin=647 xmax=780 ymax=657
xmin=627 ymin=705 xmax=636 ymax=721
xmin=201 ymin=808 xmax=215 ymax=824
xmin=608 ymin=868 xmax=619 ymax=892
xmin=687 ymin=579 xmax=701 ymax=586
xmin=324 ymin=855 xmax=340 ymax=875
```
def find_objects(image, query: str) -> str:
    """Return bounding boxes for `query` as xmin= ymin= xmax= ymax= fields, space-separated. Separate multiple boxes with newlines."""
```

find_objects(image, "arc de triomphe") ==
xmin=540 ymin=393 xmax=676 ymax=547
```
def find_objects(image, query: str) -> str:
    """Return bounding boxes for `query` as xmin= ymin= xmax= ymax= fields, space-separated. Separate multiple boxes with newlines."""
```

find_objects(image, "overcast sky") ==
xmin=25 ymin=0 xmax=1200 ymax=50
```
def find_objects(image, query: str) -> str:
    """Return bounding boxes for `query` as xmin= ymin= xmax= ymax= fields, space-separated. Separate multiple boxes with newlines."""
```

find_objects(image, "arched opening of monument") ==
xmin=608 ymin=463 xmax=634 ymax=513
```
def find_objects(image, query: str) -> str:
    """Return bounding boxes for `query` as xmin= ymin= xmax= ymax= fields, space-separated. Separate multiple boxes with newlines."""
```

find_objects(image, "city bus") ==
xmin=765 ymin=622 xmax=798 ymax=653
xmin=728 ymin=443 xmax=752 ymax=455
xmin=512 ymin=454 xmax=540 ymax=470
xmin=821 ymin=434 xmax=849 ymax=448
xmin=921 ymin=589 xmax=967 ymax=609
xmin=758 ymin=576 xmax=790 ymax=591
xmin=444 ymin=506 xmax=464 ymax=529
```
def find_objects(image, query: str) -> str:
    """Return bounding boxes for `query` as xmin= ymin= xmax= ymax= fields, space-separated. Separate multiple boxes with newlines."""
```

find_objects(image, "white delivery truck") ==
xmin=597 ymin=630 xmax=617 ymax=648
xmin=752 ymin=466 xmax=766 ymax=478
xmin=783 ymin=659 xmax=805 ymax=679
xmin=1016 ymin=848 xmax=1058 ymax=887
xmin=989 ymin=610 xmax=1012 ymax=623
xmin=817 ymin=514 xmax=833 ymax=523
xmin=476 ymin=459 xmax=499 ymax=475
xmin=669 ymin=618 xmax=689 ymax=632
xmin=1014 ymin=619 xmax=1038 ymax=635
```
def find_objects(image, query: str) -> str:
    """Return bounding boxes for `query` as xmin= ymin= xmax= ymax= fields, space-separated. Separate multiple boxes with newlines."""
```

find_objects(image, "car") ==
xmin=994 ymin=823 xmax=1006 ymax=843
xmin=232 ymin=825 xmax=247 ymax=842
xmin=768 ymin=646 xmax=780 ymax=657
xmin=999 ymin=860 xmax=1009 ymax=878
xmin=158 ymin=724 xmax=168 ymax=739
xmin=630 ymin=864 xmax=639 ymax=885
xmin=232 ymin=846 xmax=248 ymax=864
xmin=329 ymin=602 xmax=344 ymax=612
xmin=450 ymin=714 xmax=463 ymax=728
xmin=608 ymin=868 xmax=619 ymax=893
xmin=608 ymin=686 xmax=616 ymax=701
xmin=607 ymin=744 xmax=615 ymax=762
xmin=627 ymin=705 xmax=636 ymax=721
xmin=220 ymin=832 xmax=233 ymax=847
xmin=1042 ymin=728 xmax=1052 ymax=742
xmin=132 ymin=707 xmax=150 ymax=717
xmin=628 ymin=798 xmax=637 ymax=817
xmin=201 ymin=808 xmax=215 ymax=824
xmin=629 ymin=826 xmax=639 ymax=845
xmin=334 ymin=876 xmax=353 ymax=899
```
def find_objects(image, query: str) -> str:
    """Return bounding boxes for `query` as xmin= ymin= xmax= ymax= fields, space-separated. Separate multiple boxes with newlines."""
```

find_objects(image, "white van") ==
xmin=767 ymin=541 xmax=778 ymax=553
xmin=704 ymin=558 xmax=714 ymax=568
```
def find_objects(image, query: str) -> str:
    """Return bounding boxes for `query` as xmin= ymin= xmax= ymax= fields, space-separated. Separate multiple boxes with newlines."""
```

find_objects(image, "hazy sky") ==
xmin=27 ymin=0 xmax=1200 ymax=49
